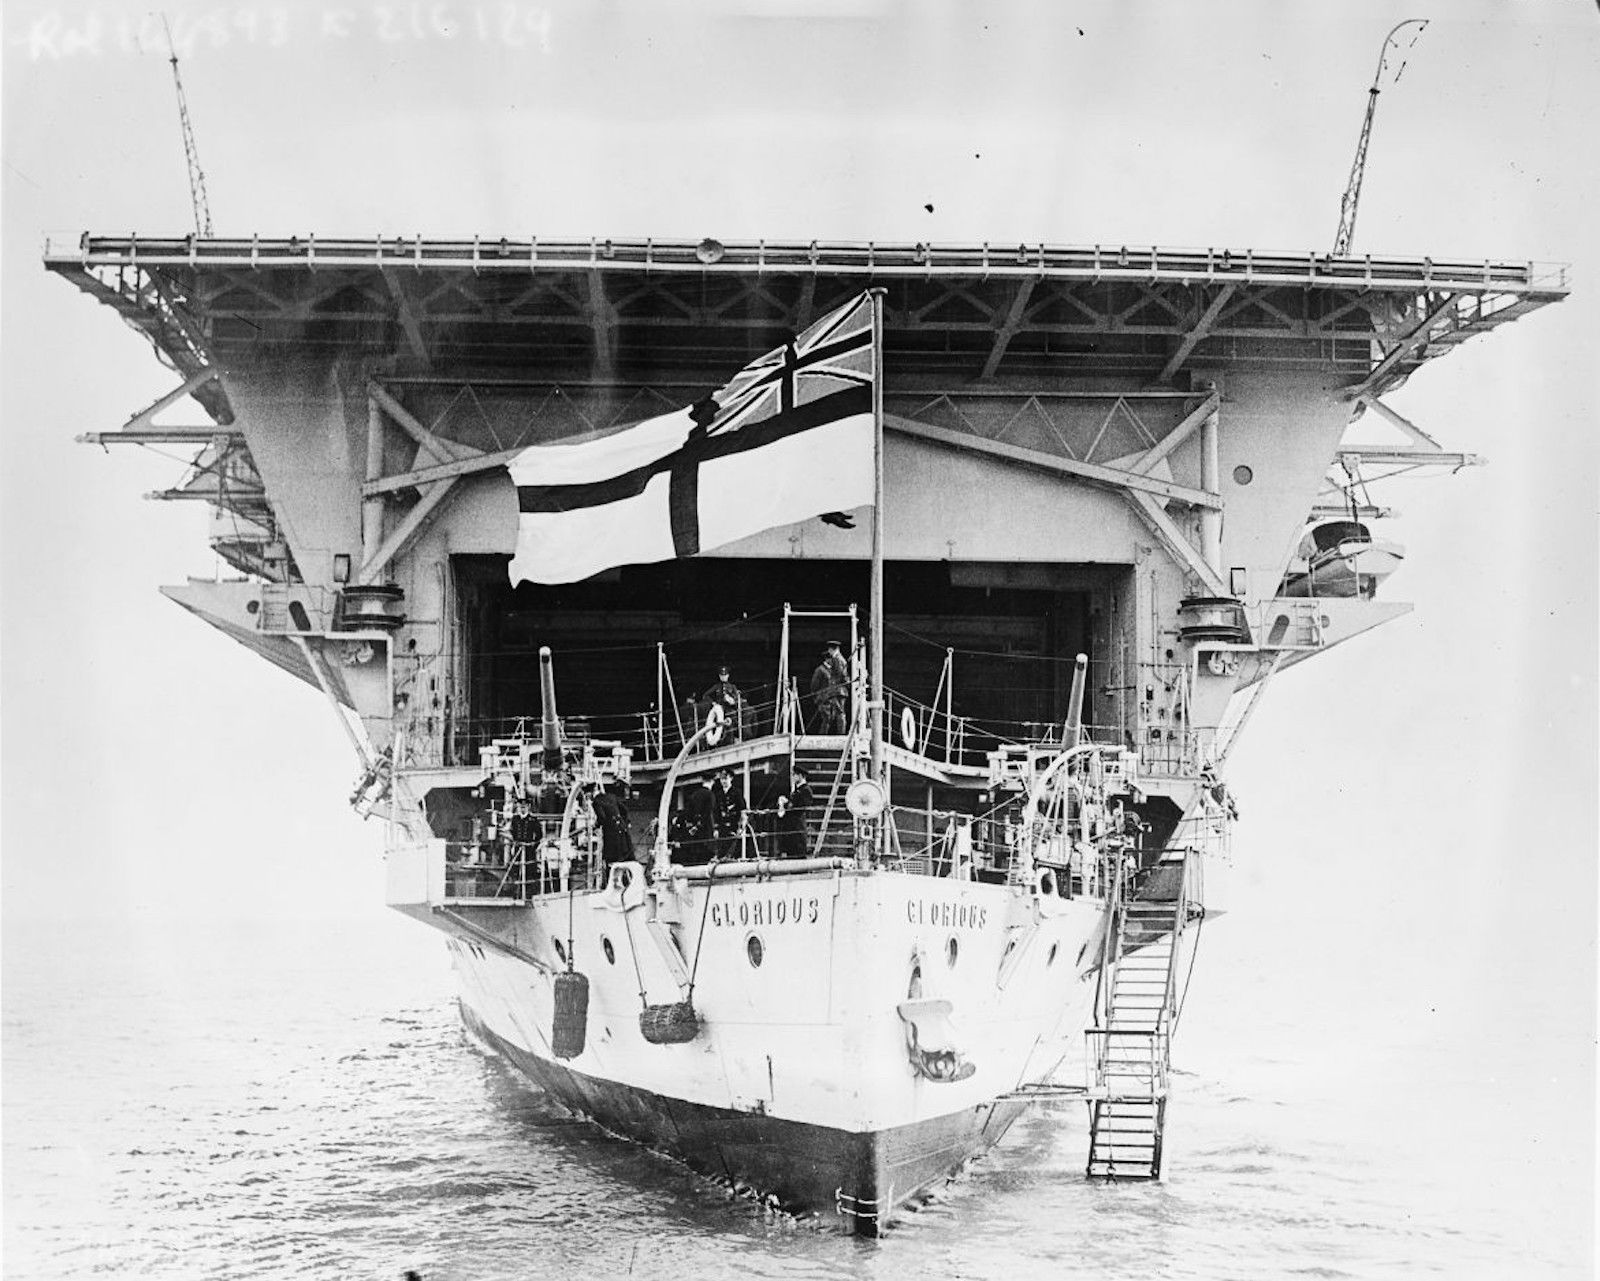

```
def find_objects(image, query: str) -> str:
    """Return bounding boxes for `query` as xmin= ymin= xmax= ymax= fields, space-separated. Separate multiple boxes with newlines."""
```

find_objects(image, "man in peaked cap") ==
xmin=700 ymin=663 xmax=743 ymax=742
xmin=808 ymin=640 xmax=849 ymax=734
xmin=710 ymin=766 xmax=745 ymax=859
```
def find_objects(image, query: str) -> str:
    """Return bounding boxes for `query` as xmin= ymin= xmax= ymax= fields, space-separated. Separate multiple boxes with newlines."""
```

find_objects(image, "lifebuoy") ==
xmin=703 ymin=702 xmax=725 ymax=746
xmin=900 ymin=706 xmax=918 ymax=752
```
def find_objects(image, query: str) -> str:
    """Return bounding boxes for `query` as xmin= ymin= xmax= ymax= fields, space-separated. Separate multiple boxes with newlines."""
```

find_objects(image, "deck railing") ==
xmin=45 ymin=232 xmax=1571 ymax=297
xmin=394 ymin=700 xmax=1216 ymax=780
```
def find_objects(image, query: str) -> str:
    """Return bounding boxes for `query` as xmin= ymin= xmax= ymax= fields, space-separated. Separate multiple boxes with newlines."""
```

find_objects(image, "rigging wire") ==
xmin=887 ymin=618 xmax=1099 ymax=667
xmin=1174 ymin=906 xmax=1205 ymax=1034
xmin=620 ymin=897 xmax=649 ymax=1009
xmin=479 ymin=604 xmax=788 ymax=658
xmin=684 ymin=863 xmax=721 ymax=1002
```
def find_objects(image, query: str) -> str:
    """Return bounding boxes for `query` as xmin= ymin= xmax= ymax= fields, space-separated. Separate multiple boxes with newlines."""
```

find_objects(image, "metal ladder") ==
xmin=1085 ymin=861 xmax=1189 ymax=1180
xmin=258 ymin=581 xmax=291 ymax=633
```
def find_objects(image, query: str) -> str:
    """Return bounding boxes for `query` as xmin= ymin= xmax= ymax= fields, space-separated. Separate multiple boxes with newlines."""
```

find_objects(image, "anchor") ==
xmin=896 ymin=998 xmax=976 ymax=1083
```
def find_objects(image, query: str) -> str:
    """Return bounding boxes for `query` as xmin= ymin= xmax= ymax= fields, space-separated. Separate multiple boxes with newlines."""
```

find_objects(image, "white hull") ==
xmin=417 ymin=867 xmax=1106 ymax=1227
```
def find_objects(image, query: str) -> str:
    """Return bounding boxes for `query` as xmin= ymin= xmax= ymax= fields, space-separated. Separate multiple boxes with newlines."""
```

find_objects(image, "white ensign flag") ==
xmin=507 ymin=292 xmax=875 ymax=585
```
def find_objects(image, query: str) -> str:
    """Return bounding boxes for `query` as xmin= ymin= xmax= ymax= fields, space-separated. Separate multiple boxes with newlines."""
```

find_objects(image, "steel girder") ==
xmin=46 ymin=235 xmax=1568 ymax=401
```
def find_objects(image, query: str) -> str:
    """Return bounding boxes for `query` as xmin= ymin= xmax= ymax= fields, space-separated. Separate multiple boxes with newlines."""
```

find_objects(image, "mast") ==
xmin=161 ymin=15 xmax=214 ymax=238
xmin=868 ymin=288 xmax=886 ymax=798
xmin=1332 ymin=18 xmax=1427 ymax=257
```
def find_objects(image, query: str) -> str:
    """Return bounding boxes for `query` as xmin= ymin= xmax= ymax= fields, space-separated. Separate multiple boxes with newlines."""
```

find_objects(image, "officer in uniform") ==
xmin=710 ymin=767 xmax=745 ymax=859
xmin=700 ymin=665 xmax=743 ymax=741
xmin=676 ymin=776 xmax=717 ymax=865
xmin=809 ymin=640 xmax=849 ymax=734
xmin=508 ymin=795 xmax=539 ymax=897
xmin=590 ymin=782 xmax=634 ymax=867
xmin=774 ymin=766 xmax=814 ymax=858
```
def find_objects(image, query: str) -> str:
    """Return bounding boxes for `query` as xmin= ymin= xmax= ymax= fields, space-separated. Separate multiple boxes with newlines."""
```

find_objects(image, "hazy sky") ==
xmin=2 ymin=0 xmax=1596 ymax=1254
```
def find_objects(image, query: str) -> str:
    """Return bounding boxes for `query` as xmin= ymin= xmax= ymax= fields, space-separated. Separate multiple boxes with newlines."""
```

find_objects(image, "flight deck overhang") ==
xmin=43 ymin=234 xmax=1569 ymax=407
xmin=48 ymin=234 xmax=1572 ymax=782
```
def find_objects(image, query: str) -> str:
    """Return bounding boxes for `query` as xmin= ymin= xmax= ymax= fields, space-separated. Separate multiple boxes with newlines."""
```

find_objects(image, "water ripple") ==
xmin=4 ymin=916 xmax=1590 ymax=1281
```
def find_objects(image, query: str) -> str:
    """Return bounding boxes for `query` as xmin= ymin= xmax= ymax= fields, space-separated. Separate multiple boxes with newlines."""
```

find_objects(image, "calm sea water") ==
xmin=3 ymin=905 xmax=1590 ymax=1280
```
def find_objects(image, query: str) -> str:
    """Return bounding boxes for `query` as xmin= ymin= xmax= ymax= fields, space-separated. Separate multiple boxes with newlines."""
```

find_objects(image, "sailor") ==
xmin=710 ymin=767 xmax=745 ymax=859
xmin=508 ymin=795 xmax=539 ymax=897
xmin=1113 ymin=803 xmax=1146 ymax=891
xmin=774 ymin=767 xmax=814 ymax=858
xmin=676 ymin=776 xmax=717 ymax=865
xmin=808 ymin=640 xmax=849 ymax=734
xmin=1200 ymin=767 xmax=1240 ymax=821
xmin=700 ymin=665 xmax=744 ymax=742
xmin=590 ymin=782 xmax=634 ymax=867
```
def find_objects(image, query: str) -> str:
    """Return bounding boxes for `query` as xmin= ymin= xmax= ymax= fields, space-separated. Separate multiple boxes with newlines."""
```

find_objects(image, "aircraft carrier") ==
xmin=48 ymin=232 xmax=1568 ymax=1232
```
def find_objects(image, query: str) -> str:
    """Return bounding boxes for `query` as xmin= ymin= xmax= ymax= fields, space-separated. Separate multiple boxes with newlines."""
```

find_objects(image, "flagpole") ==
xmin=868 ymin=288 xmax=886 ymax=818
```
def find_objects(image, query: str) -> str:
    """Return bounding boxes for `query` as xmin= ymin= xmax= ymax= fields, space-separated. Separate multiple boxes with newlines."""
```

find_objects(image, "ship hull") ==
xmin=463 ymin=1004 xmax=1031 ymax=1232
xmin=425 ymin=866 xmax=1103 ymax=1233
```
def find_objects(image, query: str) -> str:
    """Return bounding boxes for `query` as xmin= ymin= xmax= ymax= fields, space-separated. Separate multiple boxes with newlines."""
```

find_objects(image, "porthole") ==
xmin=908 ymin=962 xmax=923 ymax=999
xmin=1233 ymin=464 xmax=1254 ymax=485
xmin=746 ymin=934 xmax=764 ymax=968
xmin=554 ymin=938 xmax=567 ymax=966
xmin=1047 ymin=942 xmax=1059 ymax=967
xmin=601 ymin=936 xmax=615 ymax=965
xmin=945 ymin=936 xmax=959 ymax=968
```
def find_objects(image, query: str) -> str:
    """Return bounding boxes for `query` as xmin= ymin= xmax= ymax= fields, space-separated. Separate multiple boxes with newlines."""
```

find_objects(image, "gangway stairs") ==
xmin=1085 ymin=871 xmax=1190 ymax=1180
xmin=791 ymin=736 xmax=859 ymax=859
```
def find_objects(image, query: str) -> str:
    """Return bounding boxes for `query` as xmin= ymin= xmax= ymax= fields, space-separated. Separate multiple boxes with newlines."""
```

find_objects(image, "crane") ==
xmin=160 ymin=14 xmax=213 ymax=237
xmin=1332 ymin=18 xmax=1427 ymax=258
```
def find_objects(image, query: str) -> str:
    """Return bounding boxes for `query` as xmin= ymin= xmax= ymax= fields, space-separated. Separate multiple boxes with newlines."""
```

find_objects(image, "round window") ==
xmin=1233 ymin=464 xmax=1254 ymax=485
xmin=746 ymin=934 xmax=764 ymax=968
xmin=554 ymin=938 xmax=567 ymax=966
xmin=1047 ymin=942 xmax=1059 ymax=967
xmin=945 ymin=936 xmax=959 ymax=968
xmin=601 ymin=936 xmax=615 ymax=965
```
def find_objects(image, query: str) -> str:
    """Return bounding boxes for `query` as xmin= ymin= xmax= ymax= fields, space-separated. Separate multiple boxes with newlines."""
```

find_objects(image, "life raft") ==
xmin=551 ymin=970 xmax=590 ymax=1060
xmin=639 ymin=1000 xmax=700 ymax=1045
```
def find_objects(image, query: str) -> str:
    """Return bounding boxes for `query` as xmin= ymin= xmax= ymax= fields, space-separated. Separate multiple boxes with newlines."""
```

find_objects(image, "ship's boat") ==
xmin=47 ymin=234 xmax=1566 ymax=1233
xmin=1279 ymin=519 xmax=1405 ymax=599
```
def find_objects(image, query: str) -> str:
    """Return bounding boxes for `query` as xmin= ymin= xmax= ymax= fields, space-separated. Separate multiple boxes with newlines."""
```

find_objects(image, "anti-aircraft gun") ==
xmin=475 ymin=647 xmax=631 ymax=798
xmin=539 ymin=645 xmax=564 ymax=777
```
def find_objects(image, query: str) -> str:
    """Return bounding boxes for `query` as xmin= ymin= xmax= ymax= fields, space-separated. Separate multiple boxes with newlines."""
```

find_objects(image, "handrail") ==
xmin=670 ymin=856 xmax=851 ymax=882
xmin=44 ymin=233 xmax=1572 ymax=297
xmin=1160 ymin=853 xmax=1189 ymax=1031
xmin=1090 ymin=848 xmax=1128 ymax=1048
xmin=810 ymin=698 xmax=864 ymax=860
xmin=1017 ymin=742 xmax=1106 ymax=880
xmin=650 ymin=721 xmax=722 ymax=879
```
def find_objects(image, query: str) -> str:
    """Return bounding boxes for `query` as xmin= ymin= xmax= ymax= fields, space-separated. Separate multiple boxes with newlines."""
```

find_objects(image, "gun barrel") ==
xmin=539 ymin=646 xmax=562 ymax=769
xmin=1064 ymin=652 xmax=1088 ymax=746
